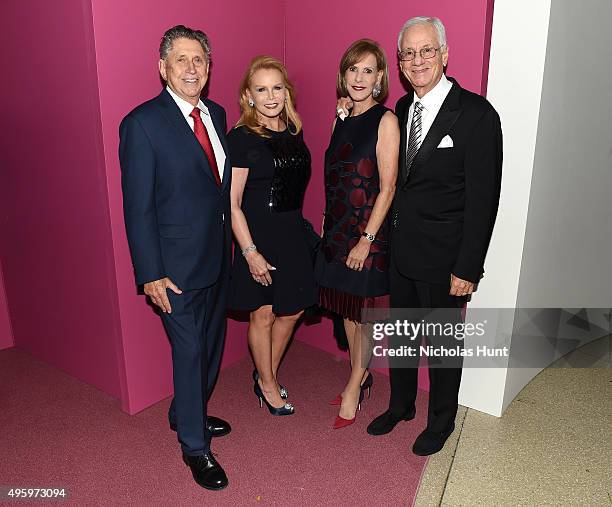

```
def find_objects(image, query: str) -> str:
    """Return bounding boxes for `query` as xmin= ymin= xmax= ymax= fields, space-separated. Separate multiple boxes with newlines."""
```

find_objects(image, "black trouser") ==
xmin=389 ymin=257 xmax=466 ymax=434
xmin=161 ymin=269 xmax=228 ymax=456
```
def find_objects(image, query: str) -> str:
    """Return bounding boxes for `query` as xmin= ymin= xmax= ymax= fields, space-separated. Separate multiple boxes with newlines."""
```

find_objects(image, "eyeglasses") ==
xmin=398 ymin=46 xmax=444 ymax=62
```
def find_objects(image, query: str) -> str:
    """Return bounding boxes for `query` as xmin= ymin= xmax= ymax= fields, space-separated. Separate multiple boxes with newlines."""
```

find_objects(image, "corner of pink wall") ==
xmin=0 ymin=0 xmax=124 ymax=398
xmin=83 ymin=0 xmax=132 ymax=417
xmin=0 ymin=259 xmax=14 ymax=350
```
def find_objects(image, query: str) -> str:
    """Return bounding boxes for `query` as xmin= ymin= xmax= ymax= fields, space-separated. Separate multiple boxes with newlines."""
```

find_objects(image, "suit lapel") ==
xmin=397 ymin=95 xmax=412 ymax=184
xmin=157 ymin=90 xmax=218 ymax=186
xmin=409 ymin=81 xmax=462 ymax=176
xmin=203 ymin=98 xmax=231 ymax=191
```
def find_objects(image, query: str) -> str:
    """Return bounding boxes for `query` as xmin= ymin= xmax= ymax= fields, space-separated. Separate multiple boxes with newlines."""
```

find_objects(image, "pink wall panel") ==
xmin=0 ymin=0 xmax=494 ymax=414
xmin=0 ymin=263 xmax=14 ymax=350
xmin=90 ymin=0 xmax=285 ymax=413
xmin=286 ymin=1 xmax=494 ymax=385
xmin=0 ymin=0 xmax=123 ymax=397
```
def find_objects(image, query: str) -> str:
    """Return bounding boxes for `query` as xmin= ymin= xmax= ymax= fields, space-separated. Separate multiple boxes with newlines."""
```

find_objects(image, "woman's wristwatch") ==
xmin=362 ymin=231 xmax=375 ymax=242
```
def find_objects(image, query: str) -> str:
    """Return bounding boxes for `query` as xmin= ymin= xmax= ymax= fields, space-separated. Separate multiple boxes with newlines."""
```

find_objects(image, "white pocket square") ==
xmin=437 ymin=135 xmax=454 ymax=148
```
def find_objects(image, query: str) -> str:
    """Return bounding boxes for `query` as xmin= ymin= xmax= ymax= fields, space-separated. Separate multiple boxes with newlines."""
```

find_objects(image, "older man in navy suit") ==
xmin=119 ymin=25 xmax=231 ymax=490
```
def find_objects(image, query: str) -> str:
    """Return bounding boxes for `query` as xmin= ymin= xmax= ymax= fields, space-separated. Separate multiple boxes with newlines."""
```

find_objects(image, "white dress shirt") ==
xmin=166 ymin=86 xmax=226 ymax=180
xmin=406 ymin=74 xmax=453 ymax=148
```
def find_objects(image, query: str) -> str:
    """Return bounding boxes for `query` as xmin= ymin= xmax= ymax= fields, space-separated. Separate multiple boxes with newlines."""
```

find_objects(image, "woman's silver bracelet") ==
xmin=241 ymin=244 xmax=257 ymax=257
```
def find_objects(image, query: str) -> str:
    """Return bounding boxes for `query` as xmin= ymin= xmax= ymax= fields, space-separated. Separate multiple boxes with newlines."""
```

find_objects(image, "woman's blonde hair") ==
xmin=236 ymin=55 xmax=302 ymax=137
xmin=337 ymin=39 xmax=389 ymax=103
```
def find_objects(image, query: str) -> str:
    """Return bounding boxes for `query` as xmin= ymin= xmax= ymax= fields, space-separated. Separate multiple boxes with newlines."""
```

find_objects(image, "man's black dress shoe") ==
xmin=169 ymin=416 xmax=231 ymax=437
xmin=367 ymin=408 xmax=416 ymax=436
xmin=412 ymin=425 xmax=455 ymax=456
xmin=182 ymin=452 xmax=228 ymax=490
xmin=205 ymin=416 xmax=232 ymax=437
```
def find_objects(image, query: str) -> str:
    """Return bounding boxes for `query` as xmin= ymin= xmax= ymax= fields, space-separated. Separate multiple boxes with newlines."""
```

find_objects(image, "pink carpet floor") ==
xmin=0 ymin=341 xmax=429 ymax=506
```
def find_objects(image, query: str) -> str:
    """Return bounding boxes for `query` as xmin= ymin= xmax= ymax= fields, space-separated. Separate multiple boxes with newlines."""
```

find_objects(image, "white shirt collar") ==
xmin=165 ymin=85 xmax=209 ymax=118
xmin=413 ymin=74 xmax=452 ymax=110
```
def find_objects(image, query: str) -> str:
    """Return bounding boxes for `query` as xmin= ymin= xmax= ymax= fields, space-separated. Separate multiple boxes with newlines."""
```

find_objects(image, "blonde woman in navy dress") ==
xmin=315 ymin=40 xmax=399 ymax=429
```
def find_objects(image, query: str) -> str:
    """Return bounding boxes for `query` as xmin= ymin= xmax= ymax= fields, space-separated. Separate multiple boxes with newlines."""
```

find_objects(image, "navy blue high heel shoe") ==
xmin=254 ymin=381 xmax=295 ymax=416
xmin=252 ymin=369 xmax=288 ymax=399
xmin=360 ymin=372 xmax=373 ymax=398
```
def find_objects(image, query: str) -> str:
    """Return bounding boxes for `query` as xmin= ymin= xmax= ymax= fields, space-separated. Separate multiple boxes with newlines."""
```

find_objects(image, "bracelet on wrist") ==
xmin=241 ymin=244 xmax=257 ymax=257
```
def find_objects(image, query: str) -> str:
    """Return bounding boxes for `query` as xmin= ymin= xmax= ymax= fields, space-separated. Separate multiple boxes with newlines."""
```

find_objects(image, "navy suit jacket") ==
xmin=119 ymin=89 xmax=232 ymax=291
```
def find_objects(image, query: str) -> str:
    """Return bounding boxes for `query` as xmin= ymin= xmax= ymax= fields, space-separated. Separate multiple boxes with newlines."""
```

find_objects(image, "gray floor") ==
xmin=414 ymin=335 xmax=611 ymax=506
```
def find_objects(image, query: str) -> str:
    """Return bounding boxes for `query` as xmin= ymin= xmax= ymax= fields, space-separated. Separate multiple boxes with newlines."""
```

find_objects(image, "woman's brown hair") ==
xmin=236 ymin=55 xmax=302 ymax=137
xmin=336 ymin=39 xmax=389 ymax=102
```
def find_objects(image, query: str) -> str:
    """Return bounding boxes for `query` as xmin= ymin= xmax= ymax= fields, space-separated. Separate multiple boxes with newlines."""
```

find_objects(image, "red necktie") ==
xmin=189 ymin=107 xmax=221 ymax=186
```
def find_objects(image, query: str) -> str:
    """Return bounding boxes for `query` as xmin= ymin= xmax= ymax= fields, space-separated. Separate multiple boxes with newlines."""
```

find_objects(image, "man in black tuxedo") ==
xmin=365 ymin=17 xmax=502 ymax=455
xmin=119 ymin=25 xmax=232 ymax=489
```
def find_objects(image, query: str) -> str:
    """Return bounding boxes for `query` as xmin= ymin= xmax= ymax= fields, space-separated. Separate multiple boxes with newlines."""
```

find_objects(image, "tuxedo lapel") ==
xmin=157 ymin=90 xmax=219 ymax=186
xmin=409 ymin=82 xmax=461 ymax=176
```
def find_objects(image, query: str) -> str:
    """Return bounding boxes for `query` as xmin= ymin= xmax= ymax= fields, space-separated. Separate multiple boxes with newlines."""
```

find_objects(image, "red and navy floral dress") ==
xmin=314 ymin=103 xmax=391 ymax=322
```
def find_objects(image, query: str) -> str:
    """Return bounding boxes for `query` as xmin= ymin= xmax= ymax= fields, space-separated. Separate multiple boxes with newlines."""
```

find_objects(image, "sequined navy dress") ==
xmin=228 ymin=126 xmax=317 ymax=315
xmin=315 ymin=104 xmax=391 ymax=322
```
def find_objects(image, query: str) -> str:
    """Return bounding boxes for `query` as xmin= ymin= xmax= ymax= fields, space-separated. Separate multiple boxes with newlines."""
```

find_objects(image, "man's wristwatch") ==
xmin=362 ymin=231 xmax=375 ymax=242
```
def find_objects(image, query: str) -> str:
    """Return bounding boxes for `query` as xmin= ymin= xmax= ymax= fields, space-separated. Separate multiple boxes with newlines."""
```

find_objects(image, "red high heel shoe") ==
xmin=333 ymin=414 xmax=356 ymax=429
xmin=330 ymin=372 xmax=373 ymax=405
xmin=329 ymin=394 xmax=342 ymax=406
xmin=332 ymin=390 xmax=364 ymax=429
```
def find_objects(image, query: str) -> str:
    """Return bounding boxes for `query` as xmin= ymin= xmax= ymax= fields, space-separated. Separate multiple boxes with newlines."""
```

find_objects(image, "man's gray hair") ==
xmin=397 ymin=17 xmax=447 ymax=49
xmin=159 ymin=25 xmax=211 ymax=60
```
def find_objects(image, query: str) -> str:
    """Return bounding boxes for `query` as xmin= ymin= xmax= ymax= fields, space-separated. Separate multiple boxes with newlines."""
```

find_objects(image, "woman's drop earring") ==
xmin=372 ymin=82 xmax=381 ymax=98
xmin=248 ymin=98 xmax=254 ymax=107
